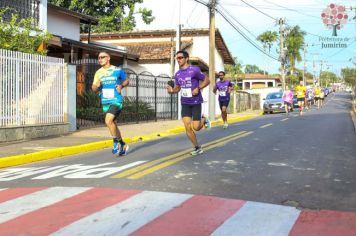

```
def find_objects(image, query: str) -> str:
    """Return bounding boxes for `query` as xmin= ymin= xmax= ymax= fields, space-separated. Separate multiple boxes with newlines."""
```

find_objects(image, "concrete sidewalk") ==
xmin=0 ymin=110 xmax=262 ymax=168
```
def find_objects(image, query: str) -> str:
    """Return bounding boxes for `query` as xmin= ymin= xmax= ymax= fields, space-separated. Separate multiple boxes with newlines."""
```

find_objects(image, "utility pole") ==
xmin=278 ymin=18 xmax=286 ymax=90
xmin=208 ymin=0 xmax=216 ymax=121
xmin=176 ymin=0 xmax=182 ymax=119
xmin=319 ymin=60 xmax=324 ymax=87
xmin=302 ymin=44 xmax=307 ymax=86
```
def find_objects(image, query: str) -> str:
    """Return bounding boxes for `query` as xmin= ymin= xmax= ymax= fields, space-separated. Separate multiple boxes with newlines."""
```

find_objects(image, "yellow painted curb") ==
xmin=0 ymin=112 xmax=262 ymax=168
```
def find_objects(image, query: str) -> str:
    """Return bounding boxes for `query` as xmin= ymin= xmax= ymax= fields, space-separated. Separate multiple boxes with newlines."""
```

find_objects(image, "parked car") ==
xmin=263 ymin=92 xmax=289 ymax=114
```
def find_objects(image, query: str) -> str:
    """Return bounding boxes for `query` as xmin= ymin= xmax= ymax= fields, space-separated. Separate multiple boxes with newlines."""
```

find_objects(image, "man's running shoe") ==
xmin=204 ymin=116 xmax=211 ymax=129
xmin=119 ymin=144 xmax=129 ymax=156
xmin=190 ymin=146 xmax=203 ymax=156
xmin=112 ymin=141 xmax=119 ymax=154
xmin=223 ymin=123 xmax=228 ymax=129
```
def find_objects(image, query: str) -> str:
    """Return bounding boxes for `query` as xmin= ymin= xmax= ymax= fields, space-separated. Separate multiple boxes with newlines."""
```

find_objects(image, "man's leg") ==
xmin=105 ymin=113 xmax=120 ymax=138
xmin=284 ymin=103 xmax=289 ymax=114
xmin=221 ymin=106 xmax=228 ymax=123
xmin=105 ymin=113 xmax=121 ymax=154
xmin=183 ymin=117 xmax=199 ymax=147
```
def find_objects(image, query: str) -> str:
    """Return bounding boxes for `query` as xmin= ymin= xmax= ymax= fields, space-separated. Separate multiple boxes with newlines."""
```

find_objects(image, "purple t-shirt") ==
xmin=175 ymin=65 xmax=206 ymax=105
xmin=282 ymin=90 xmax=294 ymax=103
xmin=216 ymin=80 xmax=233 ymax=101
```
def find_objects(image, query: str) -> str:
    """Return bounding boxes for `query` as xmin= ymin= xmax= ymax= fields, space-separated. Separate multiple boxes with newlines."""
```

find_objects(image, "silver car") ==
xmin=263 ymin=92 xmax=288 ymax=114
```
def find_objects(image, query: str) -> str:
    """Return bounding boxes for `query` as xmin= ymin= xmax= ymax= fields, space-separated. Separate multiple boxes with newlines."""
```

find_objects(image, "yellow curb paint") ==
xmin=0 ymin=113 xmax=262 ymax=168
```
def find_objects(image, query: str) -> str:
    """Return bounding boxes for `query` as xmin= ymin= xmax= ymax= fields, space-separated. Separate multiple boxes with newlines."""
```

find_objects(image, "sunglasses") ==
xmin=176 ymin=56 xmax=185 ymax=60
xmin=98 ymin=56 xmax=108 ymax=59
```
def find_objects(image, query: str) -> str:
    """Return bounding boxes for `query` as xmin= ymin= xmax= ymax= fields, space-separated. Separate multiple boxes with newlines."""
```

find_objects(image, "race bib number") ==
xmin=297 ymin=91 xmax=304 ymax=96
xmin=181 ymin=88 xmax=192 ymax=98
xmin=102 ymin=89 xmax=115 ymax=99
xmin=219 ymin=91 xmax=226 ymax=97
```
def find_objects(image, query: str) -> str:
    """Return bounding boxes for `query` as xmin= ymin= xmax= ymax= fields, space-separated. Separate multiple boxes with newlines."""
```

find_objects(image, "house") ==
xmin=46 ymin=3 xmax=139 ymax=64
xmin=80 ymin=28 xmax=235 ymax=117
xmin=80 ymin=28 xmax=235 ymax=76
xmin=237 ymin=74 xmax=282 ymax=90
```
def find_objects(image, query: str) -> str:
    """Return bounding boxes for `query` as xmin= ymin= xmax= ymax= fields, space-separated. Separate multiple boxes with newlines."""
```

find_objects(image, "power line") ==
xmin=262 ymin=0 xmax=321 ymax=19
xmin=238 ymin=0 xmax=276 ymax=21
xmin=216 ymin=5 xmax=279 ymax=61
xmin=218 ymin=4 xmax=258 ymax=39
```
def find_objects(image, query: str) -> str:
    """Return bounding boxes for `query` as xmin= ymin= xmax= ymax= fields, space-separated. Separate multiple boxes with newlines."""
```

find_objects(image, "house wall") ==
xmin=190 ymin=36 xmax=224 ymax=72
xmin=127 ymin=61 xmax=172 ymax=76
xmin=47 ymin=8 xmax=80 ymax=41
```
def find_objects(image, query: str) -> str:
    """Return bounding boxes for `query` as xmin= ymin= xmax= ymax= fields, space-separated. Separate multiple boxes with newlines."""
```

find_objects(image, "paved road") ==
xmin=1 ymin=92 xmax=355 ymax=235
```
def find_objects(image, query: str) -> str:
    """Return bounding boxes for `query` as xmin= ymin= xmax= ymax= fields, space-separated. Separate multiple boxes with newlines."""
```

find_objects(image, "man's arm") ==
xmin=199 ymin=75 xmax=210 ymax=90
xmin=213 ymin=85 xmax=217 ymax=94
xmin=192 ymin=75 xmax=210 ymax=96
xmin=116 ymin=78 xmax=129 ymax=93
xmin=167 ymin=84 xmax=181 ymax=94
xmin=92 ymin=72 xmax=101 ymax=93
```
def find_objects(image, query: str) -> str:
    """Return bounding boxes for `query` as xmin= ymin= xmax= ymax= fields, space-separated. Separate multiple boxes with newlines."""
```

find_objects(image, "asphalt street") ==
xmin=1 ymin=92 xmax=355 ymax=212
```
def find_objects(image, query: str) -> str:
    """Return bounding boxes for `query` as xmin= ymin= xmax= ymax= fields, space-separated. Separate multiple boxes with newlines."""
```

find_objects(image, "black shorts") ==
xmin=297 ymin=98 xmax=305 ymax=102
xmin=315 ymin=97 xmax=320 ymax=101
xmin=284 ymin=101 xmax=292 ymax=106
xmin=181 ymin=104 xmax=202 ymax=121
xmin=219 ymin=100 xmax=230 ymax=110
xmin=105 ymin=104 xmax=122 ymax=120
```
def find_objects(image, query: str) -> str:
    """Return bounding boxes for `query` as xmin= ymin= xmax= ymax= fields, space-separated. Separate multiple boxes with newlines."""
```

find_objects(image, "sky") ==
xmin=135 ymin=0 xmax=356 ymax=77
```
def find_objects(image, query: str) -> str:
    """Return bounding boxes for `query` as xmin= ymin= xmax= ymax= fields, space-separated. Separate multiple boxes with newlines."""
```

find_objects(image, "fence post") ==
xmin=15 ymin=54 xmax=20 ymax=126
xmin=154 ymin=77 xmax=157 ymax=122
xmin=136 ymin=74 xmax=139 ymax=124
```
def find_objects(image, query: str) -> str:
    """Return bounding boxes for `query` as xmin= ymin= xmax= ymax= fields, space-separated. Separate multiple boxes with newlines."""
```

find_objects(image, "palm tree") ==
xmin=285 ymin=26 xmax=306 ymax=75
xmin=257 ymin=31 xmax=278 ymax=75
xmin=257 ymin=31 xmax=278 ymax=53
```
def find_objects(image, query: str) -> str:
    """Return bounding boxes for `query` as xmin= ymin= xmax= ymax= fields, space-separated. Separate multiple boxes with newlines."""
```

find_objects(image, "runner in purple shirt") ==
xmin=167 ymin=50 xmax=210 ymax=156
xmin=213 ymin=71 xmax=233 ymax=129
xmin=282 ymin=85 xmax=294 ymax=115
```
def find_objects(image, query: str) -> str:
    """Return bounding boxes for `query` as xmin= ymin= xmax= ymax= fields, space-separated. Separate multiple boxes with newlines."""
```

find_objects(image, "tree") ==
xmin=0 ymin=9 xmax=52 ymax=55
xmin=244 ymin=64 xmax=266 ymax=74
xmin=341 ymin=67 xmax=356 ymax=91
xmin=284 ymin=26 xmax=305 ymax=75
xmin=224 ymin=57 xmax=243 ymax=77
xmin=320 ymin=71 xmax=338 ymax=87
xmin=49 ymin=0 xmax=155 ymax=33
xmin=257 ymin=31 xmax=278 ymax=53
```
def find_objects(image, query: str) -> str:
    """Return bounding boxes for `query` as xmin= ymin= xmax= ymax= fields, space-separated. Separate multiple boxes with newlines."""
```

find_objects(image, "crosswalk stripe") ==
xmin=211 ymin=201 xmax=300 ymax=236
xmin=0 ymin=187 xmax=355 ymax=235
xmin=52 ymin=191 xmax=192 ymax=236
xmin=0 ymin=187 xmax=89 ymax=224
xmin=0 ymin=188 xmax=141 ymax=236
xmin=289 ymin=210 xmax=356 ymax=236
xmin=0 ymin=187 xmax=45 ymax=204
xmin=131 ymin=195 xmax=245 ymax=236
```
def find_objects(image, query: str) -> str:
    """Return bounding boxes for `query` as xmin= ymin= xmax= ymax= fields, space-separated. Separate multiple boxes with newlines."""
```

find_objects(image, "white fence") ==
xmin=0 ymin=49 xmax=66 ymax=127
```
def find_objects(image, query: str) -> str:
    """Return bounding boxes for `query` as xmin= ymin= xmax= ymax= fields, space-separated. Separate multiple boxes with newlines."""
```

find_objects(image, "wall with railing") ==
xmin=0 ymin=49 xmax=65 ymax=127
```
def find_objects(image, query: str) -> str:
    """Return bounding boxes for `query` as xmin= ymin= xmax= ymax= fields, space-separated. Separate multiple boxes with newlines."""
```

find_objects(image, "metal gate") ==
xmin=75 ymin=60 xmax=178 ymax=129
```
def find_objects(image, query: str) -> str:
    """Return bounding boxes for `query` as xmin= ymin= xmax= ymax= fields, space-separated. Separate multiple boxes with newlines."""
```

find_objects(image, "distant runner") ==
xmin=314 ymin=85 xmax=321 ymax=109
xmin=295 ymin=80 xmax=307 ymax=116
xmin=282 ymin=85 xmax=294 ymax=115
xmin=167 ymin=50 xmax=211 ymax=156
xmin=92 ymin=51 xmax=129 ymax=156
xmin=213 ymin=71 xmax=233 ymax=128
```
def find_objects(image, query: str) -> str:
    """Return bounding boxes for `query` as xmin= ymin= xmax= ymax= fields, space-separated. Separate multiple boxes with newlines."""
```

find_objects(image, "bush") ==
xmin=0 ymin=9 xmax=52 ymax=55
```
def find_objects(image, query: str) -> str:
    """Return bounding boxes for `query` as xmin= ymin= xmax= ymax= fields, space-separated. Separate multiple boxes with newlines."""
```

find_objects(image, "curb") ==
xmin=0 ymin=113 xmax=261 ymax=168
